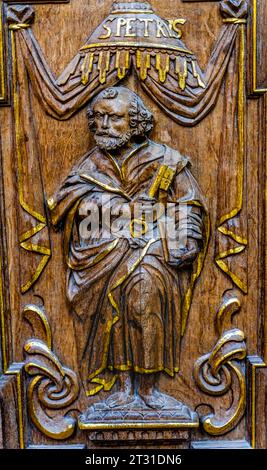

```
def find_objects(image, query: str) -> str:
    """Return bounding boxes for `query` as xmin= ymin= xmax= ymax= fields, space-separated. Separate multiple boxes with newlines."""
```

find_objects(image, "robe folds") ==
xmin=49 ymin=139 xmax=209 ymax=396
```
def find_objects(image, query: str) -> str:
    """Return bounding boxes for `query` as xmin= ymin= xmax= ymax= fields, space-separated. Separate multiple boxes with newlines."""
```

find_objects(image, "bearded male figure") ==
xmin=48 ymin=86 xmax=208 ymax=417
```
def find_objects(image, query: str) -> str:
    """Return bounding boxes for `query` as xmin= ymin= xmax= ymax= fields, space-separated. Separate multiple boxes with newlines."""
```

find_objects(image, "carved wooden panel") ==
xmin=0 ymin=0 xmax=266 ymax=450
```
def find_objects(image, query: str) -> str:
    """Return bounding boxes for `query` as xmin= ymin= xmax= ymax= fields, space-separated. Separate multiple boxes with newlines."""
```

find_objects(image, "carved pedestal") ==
xmin=79 ymin=396 xmax=199 ymax=448
xmin=80 ymin=424 xmax=198 ymax=449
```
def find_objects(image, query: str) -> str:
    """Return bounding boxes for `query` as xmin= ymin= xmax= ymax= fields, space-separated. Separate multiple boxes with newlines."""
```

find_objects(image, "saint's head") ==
xmin=87 ymin=86 xmax=154 ymax=151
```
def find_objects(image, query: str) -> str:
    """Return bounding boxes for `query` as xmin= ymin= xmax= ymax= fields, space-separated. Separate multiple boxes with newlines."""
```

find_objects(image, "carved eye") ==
xmin=94 ymin=112 xmax=102 ymax=119
xmin=110 ymin=115 xmax=121 ymax=122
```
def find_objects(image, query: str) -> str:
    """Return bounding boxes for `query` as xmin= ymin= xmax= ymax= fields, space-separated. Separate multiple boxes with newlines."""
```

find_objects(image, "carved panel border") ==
xmin=0 ymin=0 xmax=71 ymax=450
xmin=250 ymin=0 xmax=267 ymax=93
xmin=0 ymin=0 xmax=266 ymax=449
xmin=0 ymin=2 xmax=7 ymax=103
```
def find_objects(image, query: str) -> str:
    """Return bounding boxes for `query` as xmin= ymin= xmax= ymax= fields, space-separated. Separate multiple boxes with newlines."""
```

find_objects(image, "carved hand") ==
xmin=128 ymin=237 xmax=149 ymax=249
xmin=168 ymin=238 xmax=199 ymax=268
xmin=129 ymin=195 xmax=158 ymax=214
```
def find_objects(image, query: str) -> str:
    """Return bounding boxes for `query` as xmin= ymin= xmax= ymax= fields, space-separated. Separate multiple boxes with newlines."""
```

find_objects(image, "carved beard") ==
xmin=94 ymin=131 xmax=132 ymax=151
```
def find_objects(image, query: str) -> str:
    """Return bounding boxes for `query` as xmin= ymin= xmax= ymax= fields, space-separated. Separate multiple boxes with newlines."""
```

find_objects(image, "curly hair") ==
xmin=87 ymin=87 xmax=154 ymax=138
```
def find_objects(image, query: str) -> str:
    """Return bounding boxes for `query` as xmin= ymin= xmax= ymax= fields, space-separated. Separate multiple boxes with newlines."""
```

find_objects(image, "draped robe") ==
xmin=49 ymin=139 xmax=208 ymax=396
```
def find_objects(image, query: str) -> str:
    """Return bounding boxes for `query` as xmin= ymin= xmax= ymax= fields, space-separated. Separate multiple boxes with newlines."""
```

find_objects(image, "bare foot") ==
xmin=139 ymin=388 xmax=164 ymax=409
xmin=140 ymin=389 xmax=184 ymax=410
xmin=105 ymin=372 xmax=135 ymax=409
xmin=105 ymin=390 xmax=135 ymax=408
xmin=138 ymin=375 xmax=184 ymax=410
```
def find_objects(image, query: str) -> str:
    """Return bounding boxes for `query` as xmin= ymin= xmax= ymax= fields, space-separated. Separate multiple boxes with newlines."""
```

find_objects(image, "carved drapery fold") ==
xmin=215 ymin=0 xmax=248 ymax=293
xmin=7 ymin=0 xmax=248 ymax=295
xmin=8 ymin=2 xmax=243 ymax=123
xmin=8 ymin=5 xmax=51 ymax=294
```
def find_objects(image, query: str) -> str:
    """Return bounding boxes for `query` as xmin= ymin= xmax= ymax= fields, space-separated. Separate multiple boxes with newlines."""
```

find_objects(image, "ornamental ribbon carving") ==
xmin=194 ymin=292 xmax=247 ymax=435
xmin=23 ymin=305 xmax=79 ymax=440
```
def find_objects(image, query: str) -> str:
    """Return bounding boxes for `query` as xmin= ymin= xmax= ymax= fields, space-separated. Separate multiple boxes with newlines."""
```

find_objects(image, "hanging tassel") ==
xmin=81 ymin=52 xmax=94 ymax=85
xmin=98 ymin=51 xmax=111 ymax=84
xmin=191 ymin=60 xmax=206 ymax=89
xmin=136 ymin=50 xmax=151 ymax=81
xmin=175 ymin=57 xmax=188 ymax=90
xmin=115 ymin=50 xmax=130 ymax=80
xmin=155 ymin=53 xmax=170 ymax=83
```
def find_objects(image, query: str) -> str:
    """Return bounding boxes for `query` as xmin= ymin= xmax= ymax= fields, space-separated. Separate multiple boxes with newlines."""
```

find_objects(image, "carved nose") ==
xmin=102 ymin=115 xmax=109 ymax=129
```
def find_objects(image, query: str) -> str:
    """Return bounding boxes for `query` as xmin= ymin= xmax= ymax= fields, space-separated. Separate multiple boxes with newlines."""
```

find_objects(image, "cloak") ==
xmin=48 ymin=139 xmax=209 ymax=395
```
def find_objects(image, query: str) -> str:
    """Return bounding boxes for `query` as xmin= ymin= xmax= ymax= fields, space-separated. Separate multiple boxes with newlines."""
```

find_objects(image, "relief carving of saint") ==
xmin=48 ymin=86 xmax=208 ymax=423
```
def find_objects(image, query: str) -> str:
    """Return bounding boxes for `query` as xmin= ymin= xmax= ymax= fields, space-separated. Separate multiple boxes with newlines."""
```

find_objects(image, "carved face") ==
xmin=93 ymin=96 xmax=132 ymax=151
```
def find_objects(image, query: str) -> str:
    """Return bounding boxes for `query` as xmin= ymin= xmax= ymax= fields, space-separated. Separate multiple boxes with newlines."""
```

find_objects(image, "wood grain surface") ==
xmin=0 ymin=0 xmax=266 ymax=449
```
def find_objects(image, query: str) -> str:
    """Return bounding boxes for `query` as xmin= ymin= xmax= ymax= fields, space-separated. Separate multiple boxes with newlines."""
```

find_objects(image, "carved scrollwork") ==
xmin=194 ymin=292 xmax=247 ymax=435
xmin=23 ymin=305 xmax=80 ymax=440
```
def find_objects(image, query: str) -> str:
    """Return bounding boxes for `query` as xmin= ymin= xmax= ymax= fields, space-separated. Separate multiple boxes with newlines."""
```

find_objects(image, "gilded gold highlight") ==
xmin=191 ymin=60 xmax=205 ymax=89
xmin=0 ymin=3 xmax=5 ymax=101
xmin=6 ymin=367 xmax=25 ymax=449
xmin=222 ymin=18 xmax=246 ymax=24
xmin=80 ymin=41 xmax=193 ymax=55
xmin=265 ymin=94 xmax=267 ymax=364
xmin=202 ymin=362 xmax=246 ymax=435
xmin=79 ymin=420 xmax=199 ymax=430
xmin=155 ymin=53 xmax=170 ymax=83
xmin=86 ymin=239 xmax=157 ymax=396
xmin=23 ymin=304 xmax=52 ymax=350
xmin=0 ymin=254 xmax=7 ymax=373
xmin=215 ymin=25 xmax=247 ymax=294
xmin=98 ymin=50 xmax=110 ymax=84
xmin=81 ymin=52 xmax=94 ymax=85
xmin=110 ymin=9 xmax=154 ymax=15
xmin=11 ymin=30 xmax=51 ymax=293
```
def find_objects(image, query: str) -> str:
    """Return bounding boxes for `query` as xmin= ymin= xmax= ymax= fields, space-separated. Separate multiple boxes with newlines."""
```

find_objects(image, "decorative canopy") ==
xmin=79 ymin=2 xmax=205 ymax=89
